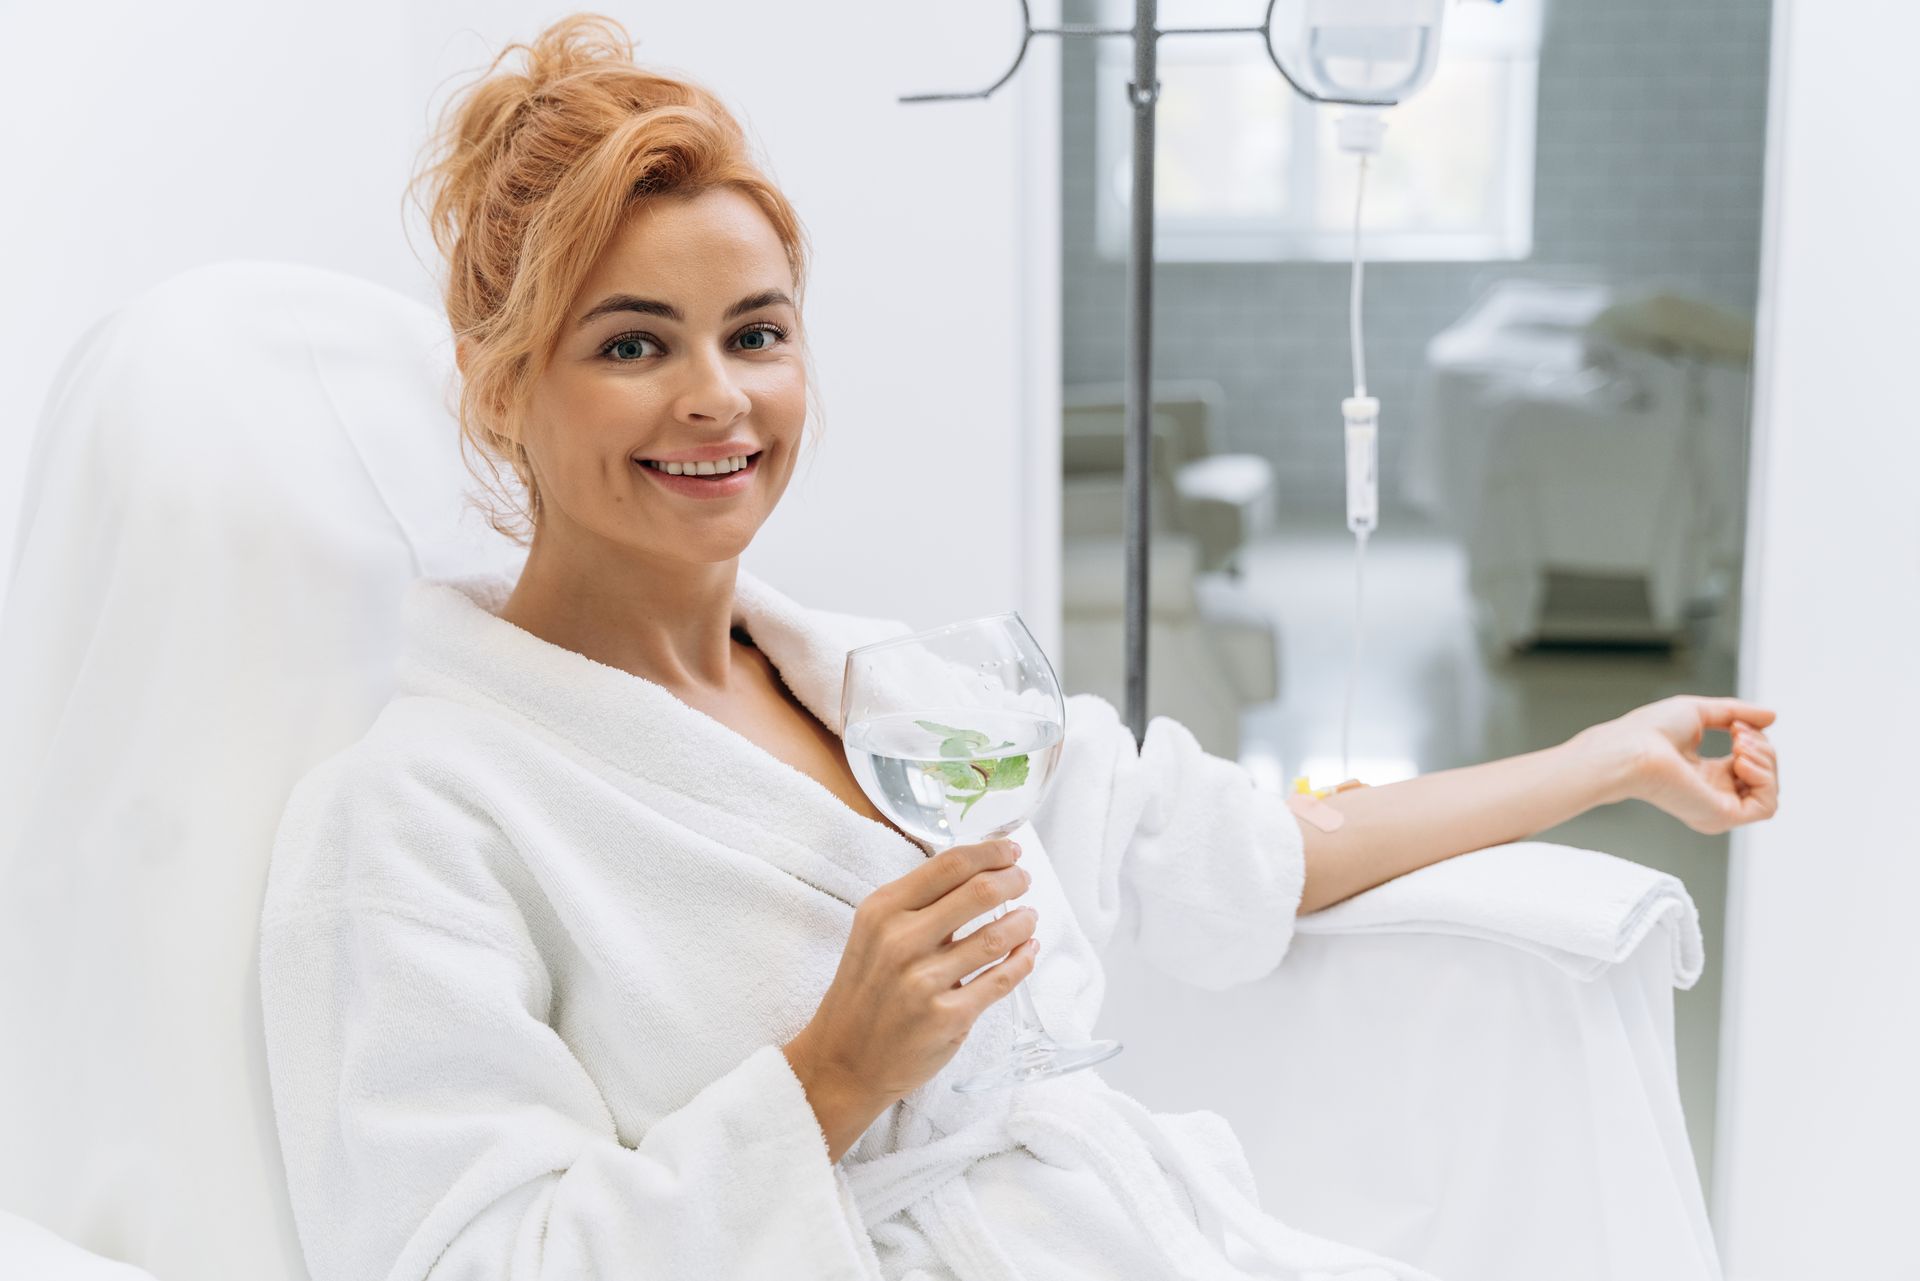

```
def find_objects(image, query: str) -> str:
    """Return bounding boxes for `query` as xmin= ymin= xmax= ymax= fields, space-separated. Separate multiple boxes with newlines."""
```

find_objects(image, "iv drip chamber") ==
xmin=1343 ymin=395 xmax=1380 ymax=537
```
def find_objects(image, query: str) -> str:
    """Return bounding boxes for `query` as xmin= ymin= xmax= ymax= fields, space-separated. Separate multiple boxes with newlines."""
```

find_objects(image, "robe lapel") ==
xmin=400 ymin=567 xmax=927 ymax=905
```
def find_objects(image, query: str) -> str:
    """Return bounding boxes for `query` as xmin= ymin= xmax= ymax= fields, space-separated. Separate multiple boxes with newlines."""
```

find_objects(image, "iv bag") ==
xmin=1266 ymin=0 xmax=1447 ymax=105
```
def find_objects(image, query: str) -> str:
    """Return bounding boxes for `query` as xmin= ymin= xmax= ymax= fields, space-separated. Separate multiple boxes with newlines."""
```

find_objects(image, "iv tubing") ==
xmin=1350 ymin=153 xmax=1369 ymax=396
xmin=1341 ymin=528 xmax=1368 ymax=780
xmin=1341 ymin=149 xmax=1372 ymax=781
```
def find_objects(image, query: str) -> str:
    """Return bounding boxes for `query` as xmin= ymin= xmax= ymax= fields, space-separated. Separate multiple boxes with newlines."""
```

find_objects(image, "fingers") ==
xmin=1698 ymin=697 xmax=1777 ymax=731
xmin=885 ymin=838 xmax=1021 ymax=912
xmin=944 ymin=936 xmax=1041 ymax=1020
xmin=1731 ymin=751 xmax=1774 ymax=787
xmin=919 ymin=863 xmax=1032 ymax=944
xmin=927 ymin=906 xmax=1039 ymax=987
xmin=1731 ymin=759 xmax=1778 ymax=820
xmin=1729 ymin=726 xmax=1780 ymax=820
xmin=1732 ymin=744 xmax=1778 ymax=792
xmin=1732 ymin=721 xmax=1779 ymax=780
xmin=1732 ymin=721 xmax=1777 ymax=762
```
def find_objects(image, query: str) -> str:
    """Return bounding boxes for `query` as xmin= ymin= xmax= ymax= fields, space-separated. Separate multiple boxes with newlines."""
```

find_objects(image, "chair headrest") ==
xmin=0 ymin=260 xmax=522 ymax=1279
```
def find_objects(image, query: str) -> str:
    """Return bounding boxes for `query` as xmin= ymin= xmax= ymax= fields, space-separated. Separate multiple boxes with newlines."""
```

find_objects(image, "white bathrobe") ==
xmin=258 ymin=568 xmax=1440 ymax=1281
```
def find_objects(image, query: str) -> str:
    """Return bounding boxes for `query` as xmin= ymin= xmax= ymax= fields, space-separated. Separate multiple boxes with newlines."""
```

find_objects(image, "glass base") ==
xmin=951 ymin=1034 xmax=1124 ymax=1093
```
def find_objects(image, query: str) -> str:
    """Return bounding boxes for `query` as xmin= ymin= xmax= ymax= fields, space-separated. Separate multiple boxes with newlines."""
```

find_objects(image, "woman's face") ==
xmin=520 ymin=186 xmax=806 ymax=569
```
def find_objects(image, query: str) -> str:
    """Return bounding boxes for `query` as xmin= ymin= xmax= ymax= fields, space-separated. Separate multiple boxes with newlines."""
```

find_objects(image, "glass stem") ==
xmin=929 ymin=835 xmax=1054 ymax=1055
xmin=989 ymin=901 xmax=1054 ymax=1053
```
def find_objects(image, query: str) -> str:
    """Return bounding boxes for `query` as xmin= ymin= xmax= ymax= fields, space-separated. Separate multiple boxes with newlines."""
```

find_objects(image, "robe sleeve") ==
xmin=258 ymin=756 xmax=880 ymax=1281
xmin=1028 ymin=693 xmax=1308 ymax=990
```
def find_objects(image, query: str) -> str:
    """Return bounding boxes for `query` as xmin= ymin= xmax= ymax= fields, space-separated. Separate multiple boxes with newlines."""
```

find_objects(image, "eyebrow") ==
xmin=576 ymin=288 xmax=793 ymax=328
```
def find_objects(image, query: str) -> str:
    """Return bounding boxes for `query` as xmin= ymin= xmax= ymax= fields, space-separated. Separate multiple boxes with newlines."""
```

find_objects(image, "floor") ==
xmin=1226 ymin=516 xmax=1738 ymax=1196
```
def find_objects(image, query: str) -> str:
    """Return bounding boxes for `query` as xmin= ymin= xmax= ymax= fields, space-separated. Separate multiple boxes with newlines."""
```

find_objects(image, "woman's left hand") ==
xmin=1575 ymin=695 xmax=1781 ymax=834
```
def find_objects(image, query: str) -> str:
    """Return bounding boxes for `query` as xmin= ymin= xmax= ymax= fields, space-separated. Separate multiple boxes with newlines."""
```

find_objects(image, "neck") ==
xmin=498 ymin=519 xmax=743 ymax=692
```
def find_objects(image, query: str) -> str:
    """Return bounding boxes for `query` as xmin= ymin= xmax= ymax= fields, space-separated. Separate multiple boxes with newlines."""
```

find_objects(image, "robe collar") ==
xmin=395 ymin=565 xmax=926 ymax=902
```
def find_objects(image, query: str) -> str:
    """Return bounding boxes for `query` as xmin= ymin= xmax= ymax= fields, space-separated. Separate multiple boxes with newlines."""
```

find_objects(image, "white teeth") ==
xmin=645 ymin=454 xmax=752 ymax=476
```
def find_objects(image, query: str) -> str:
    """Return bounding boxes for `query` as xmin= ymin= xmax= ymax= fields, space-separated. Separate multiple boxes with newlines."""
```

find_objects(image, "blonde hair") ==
xmin=407 ymin=13 xmax=812 ymax=543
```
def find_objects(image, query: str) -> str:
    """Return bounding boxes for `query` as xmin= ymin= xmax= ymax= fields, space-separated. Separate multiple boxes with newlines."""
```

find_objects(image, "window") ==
xmin=1092 ymin=0 xmax=1542 ymax=262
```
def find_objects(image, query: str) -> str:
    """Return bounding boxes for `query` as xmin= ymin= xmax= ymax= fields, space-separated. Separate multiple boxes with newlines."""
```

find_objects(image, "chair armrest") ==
xmin=1294 ymin=841 xmax=1704 ymax=988
xmin=1094 ymin=921 xmax=1718 ymax=1281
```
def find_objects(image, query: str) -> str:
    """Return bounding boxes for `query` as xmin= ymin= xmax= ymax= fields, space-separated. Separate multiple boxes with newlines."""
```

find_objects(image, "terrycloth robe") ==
xmin=258 ymin=569 xmax=1440 ymax=1281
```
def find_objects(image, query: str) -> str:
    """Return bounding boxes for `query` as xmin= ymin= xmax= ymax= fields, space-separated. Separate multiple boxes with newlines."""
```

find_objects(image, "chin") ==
xmin=654 ymin=523 xmax=765 ymax=566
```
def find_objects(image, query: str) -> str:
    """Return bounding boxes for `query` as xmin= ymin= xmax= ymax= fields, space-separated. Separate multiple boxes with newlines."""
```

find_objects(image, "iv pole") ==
xmin=904 ymin=0 xmax=1378 ymax=746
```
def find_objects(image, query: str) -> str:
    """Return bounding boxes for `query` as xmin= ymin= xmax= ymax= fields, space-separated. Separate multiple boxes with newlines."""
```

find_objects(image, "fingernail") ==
xmin=1008 ymin=841 xmax=1022 ymax=860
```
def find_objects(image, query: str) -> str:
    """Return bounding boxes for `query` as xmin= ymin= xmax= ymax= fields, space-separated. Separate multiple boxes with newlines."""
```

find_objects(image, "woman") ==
xmin=258 ymin=15 xmax=1779 ymax=1280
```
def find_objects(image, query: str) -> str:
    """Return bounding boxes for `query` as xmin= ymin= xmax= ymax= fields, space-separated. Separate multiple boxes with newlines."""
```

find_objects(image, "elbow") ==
xmin=1295 ymin=847 xmax=1357 ymax=917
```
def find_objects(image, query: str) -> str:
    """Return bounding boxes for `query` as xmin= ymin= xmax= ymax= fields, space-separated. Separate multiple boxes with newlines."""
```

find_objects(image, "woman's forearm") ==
xmin=1294 ymin=730 xmax=1639 ymax=915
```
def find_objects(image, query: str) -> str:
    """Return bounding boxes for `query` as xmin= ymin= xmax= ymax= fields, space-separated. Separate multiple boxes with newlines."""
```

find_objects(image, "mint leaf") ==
xmin=914 ymin=719 xmax=993 ymax=757
xmin=912 ymin=720 xmax=1026 ymax=821
xmin=985 ymin=753 xmax=1029 ymax=791
xmin=917 ymin=720 xmax=991 ymax=751
xmin=929 ymin=760 xmax=985 ymax=793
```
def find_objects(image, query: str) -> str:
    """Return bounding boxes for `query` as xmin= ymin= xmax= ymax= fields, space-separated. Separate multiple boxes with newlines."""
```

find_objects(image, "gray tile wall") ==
xmin=1062 ymin=0 xmax=1773 ymax=518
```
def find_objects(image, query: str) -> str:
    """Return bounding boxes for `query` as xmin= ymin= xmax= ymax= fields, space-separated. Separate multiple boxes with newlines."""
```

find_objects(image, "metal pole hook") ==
xmin=899 ymin=0 xmax=1037 ymax=104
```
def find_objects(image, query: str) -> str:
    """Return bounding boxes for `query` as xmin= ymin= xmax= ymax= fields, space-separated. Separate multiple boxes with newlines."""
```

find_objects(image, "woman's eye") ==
xmin=736 ymin=324 xmax=786 ymax=352
xmin=602 ymin=333 xmax=659 ymax=361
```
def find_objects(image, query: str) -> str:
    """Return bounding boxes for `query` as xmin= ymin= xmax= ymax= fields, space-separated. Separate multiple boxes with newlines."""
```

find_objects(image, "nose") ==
xmin=671 ymin=342 xmax=752 ymax=427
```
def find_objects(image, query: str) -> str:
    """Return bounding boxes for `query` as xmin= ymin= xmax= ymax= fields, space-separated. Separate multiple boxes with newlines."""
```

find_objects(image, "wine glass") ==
xmin=840 ymin=612 xmax=1123 ymax=1093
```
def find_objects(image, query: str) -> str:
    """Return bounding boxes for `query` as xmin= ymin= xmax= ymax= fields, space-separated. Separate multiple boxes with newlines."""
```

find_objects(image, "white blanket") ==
xmin=260 ymin=568 xmax=1438 ymax=1280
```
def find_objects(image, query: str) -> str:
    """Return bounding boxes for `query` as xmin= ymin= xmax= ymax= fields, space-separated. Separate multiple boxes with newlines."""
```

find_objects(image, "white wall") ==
xmin=0 ymin=1 xmax=1061 ymax=652
xmin=1712 ymin=0 xmax=1920 ymax=1274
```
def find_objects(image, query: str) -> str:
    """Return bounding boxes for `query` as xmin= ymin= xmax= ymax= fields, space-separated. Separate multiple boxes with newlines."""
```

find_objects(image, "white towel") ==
xmin=1295 ymin=841 xmax=1705 ymax=987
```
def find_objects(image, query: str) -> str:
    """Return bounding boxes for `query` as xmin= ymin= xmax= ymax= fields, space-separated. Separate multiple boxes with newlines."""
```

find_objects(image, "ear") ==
xmin=454 ymin=336 xmax=473 ymax=377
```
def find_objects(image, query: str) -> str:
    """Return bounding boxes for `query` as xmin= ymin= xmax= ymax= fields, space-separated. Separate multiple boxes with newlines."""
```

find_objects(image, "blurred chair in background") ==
xmin=1059 ymin=380 xmax=1281 ymax=757
xmin=1404 ymin=277 xmax=1752 ymax=654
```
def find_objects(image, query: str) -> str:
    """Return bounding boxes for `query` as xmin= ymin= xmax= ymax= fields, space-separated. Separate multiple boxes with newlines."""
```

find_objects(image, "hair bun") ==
xmin=520 ymin=13 xmax=637 ymax=92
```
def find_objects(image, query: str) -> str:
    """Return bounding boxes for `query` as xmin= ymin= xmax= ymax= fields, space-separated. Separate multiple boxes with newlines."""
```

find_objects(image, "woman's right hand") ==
xmin=781 ymin=837 xmax=1039 ymax=1162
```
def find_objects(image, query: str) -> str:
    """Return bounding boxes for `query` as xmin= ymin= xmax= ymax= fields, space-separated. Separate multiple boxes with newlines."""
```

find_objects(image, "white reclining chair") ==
xmin=0 ymin=263 xmax=1721 ymax=1281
